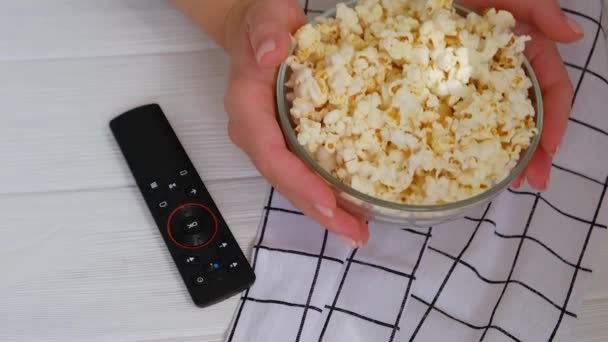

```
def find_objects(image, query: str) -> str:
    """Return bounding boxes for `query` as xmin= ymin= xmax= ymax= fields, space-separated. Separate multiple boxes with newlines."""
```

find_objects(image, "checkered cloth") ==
xmin=226 ymin=0 xmax=608 ymax=341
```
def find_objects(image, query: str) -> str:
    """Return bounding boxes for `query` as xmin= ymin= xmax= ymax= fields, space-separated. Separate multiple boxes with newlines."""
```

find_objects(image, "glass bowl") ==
xmin=276 ymin=1 xmax=543 ymax=227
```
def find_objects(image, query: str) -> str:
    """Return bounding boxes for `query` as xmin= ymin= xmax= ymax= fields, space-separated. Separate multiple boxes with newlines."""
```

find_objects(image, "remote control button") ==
xmin=148 ymin=180 xmax=160 ymax=192
xmin=227 ymin=261 xmax=240 ymax=273
xmin=217 ymin=241 xmax=229 ymax=254
xmin=181 ymin=255 xmax=200 ymax=265
xmin=185 ymin=187 xmax=200 ymax=198
xmin=167 ymin=203 xmax=218 ymax=249
xmin=178 ymin=169 xmax=189 ymax=177
xmin=182 ymin=217 xmax=203 ymax=235
xmin=157 ymin=200 xmax=170 ymax=215
xmin=167 ymin=181 xmax=179 ymax=191
xmin=192 ymin=274 xmax=206 ymax=286
xmin=176 ymin=216 xmax=210 ymax=245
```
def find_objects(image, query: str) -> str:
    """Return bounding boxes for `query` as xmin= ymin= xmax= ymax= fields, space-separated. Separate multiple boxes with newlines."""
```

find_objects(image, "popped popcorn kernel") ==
xmin=285 ymin=0 xmax=537 ymax=205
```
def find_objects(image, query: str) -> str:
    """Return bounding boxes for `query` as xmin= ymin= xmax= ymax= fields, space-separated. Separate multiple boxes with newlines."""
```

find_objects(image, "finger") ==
xmin=523 ymin=147 xmax=552 ymax=191
xmin=519 ymin=23 xmax=573 ymax=157
xmin=512 ymin=175 xmax=523 ymax=189
xmin=290 ymin=195 xmax=370 ymax=246
xmin=538 ymin=78 xmax=573 ymax=157
xmin=268 ymin=153 xmax=370 ymax=245
xmin=460 ymin=0 xmax=583 ymax=42
xmin=246 ymin=0 xmax=307 ymax=67
xmin=225 ymin=78 xmax=368 ymax=243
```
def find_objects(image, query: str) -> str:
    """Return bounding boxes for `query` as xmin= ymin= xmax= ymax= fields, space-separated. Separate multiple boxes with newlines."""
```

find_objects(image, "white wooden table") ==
xmin=0 ymin=1 xmax=606 ymax=341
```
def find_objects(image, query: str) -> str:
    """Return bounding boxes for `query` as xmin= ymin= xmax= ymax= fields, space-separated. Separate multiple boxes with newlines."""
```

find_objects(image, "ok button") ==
xmin=183 ymin=219 xmax=201 ymax=235
xmin=167 ymin=203 xmax=218 ymax=249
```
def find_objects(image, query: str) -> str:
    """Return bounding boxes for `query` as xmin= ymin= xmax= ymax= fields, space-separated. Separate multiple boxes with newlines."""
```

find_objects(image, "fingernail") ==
xmin=512 ymin=178 xmax=522 ymax=189
xmin=340 ymin=236 xmax=358 ymax=248
xmin=542 ymin=176 xmax=551 ymax=192
xmin=255 ymin=39 xmax=276 ymax=64
xmin=566 ymin=17 xmax=584 ymax=36
xmin=550 ymin=144 xmax=560 ymax=157
xmin=314 ymin=203 xmax=334 ymax=218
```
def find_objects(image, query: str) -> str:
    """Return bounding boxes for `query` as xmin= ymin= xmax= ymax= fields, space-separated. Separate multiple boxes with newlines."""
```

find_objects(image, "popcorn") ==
xmin=432 ymin=48 xmax=456 ymax=72
xmin=286 ymin=61 xmax=328 ymax=107
xmin=389 ymin=130 xmax=418 ymax=150
xmin=348 ymin=76 xmax=366 ymax=95
xmin=285 ymin=0 xmax=537 ymax=205
xmin=411 ymin=46 xmax=430 ymax=66
xmin=290 ymin=97 xmax=315 ymax=119
xmin=328 ymin=66 xmax=352 ymax=95
xmin=355 ymin=0 xmax=384 ymax=25
xmin=296 ymin=118 xmax=323 ymax=151
xmin=336 ymin=3 xmax=363 ymax=36
xmin=323 ymin=109 xmax=343 ymax=125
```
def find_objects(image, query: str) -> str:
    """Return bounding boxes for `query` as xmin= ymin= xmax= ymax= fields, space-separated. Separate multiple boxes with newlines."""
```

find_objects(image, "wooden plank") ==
xmin=133 ymin=334 xmax=224 ymax=342
xmin=0 ymin=178 xmax=267 ymax=342
xmin=0 ymin=50 xmax=260 ymax=195
xmin=0 ymin=0 xmax=213 ymax=62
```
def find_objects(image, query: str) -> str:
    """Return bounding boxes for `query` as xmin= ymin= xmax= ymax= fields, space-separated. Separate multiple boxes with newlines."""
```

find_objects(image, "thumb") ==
xmin=246 ymin=0 xmax=306 ymax=68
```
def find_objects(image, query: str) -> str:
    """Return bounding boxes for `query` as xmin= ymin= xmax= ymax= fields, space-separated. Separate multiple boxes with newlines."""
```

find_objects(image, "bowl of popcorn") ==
xmin=276 ymin=0 xmax=543 ymax=226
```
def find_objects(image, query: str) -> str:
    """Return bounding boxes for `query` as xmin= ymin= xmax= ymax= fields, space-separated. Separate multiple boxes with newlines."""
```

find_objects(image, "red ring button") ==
xmin=166 ymin=203 xmax=218 ymax=249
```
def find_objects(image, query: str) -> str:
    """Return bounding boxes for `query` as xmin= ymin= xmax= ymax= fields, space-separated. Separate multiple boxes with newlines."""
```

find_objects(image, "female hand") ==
xmin=222 ymin=0 xmax=369 ymax=246
xmin=460 ymin=0 xmax=584 ymax=190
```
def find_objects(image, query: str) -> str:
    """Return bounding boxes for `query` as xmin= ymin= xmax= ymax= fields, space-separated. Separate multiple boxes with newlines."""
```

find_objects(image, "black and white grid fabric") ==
xmin=226 ymin=0 xmax=608 ymax=341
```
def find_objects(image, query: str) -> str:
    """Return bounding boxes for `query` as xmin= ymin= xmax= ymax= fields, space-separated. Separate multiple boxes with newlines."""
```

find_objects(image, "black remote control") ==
xmin=110 ymin=103 xmax=255 ymax=307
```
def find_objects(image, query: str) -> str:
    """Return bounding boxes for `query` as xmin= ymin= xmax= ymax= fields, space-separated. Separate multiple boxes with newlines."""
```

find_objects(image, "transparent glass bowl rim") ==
xmin=276 ymin=0 xmax=544 ymax=213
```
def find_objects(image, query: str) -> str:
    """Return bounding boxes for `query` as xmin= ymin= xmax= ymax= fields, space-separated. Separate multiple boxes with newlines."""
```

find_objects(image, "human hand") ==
xmin=460 ymin=0 xmax=584 ymax=190
xmin=222 ymin=0 xmax=369 ymax=246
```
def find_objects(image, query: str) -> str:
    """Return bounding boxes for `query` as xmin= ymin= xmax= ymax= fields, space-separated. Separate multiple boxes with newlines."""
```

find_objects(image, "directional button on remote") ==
xmin=181 ymin=255 xmax=200 ymax=265
xmin=217 ymin=241 xmax=229 ymax=255
xmin=227 ymin=260 xmax=240 ymax=273
xmin=167 ymin=203 xmax=218 ymax=249
xmin=185 ymin=187 xmax=200 ymax=198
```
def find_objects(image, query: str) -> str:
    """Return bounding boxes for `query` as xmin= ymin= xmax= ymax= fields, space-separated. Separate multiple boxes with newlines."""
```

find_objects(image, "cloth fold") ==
xmin=226 ymin=0 xmax=608 ymax=341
